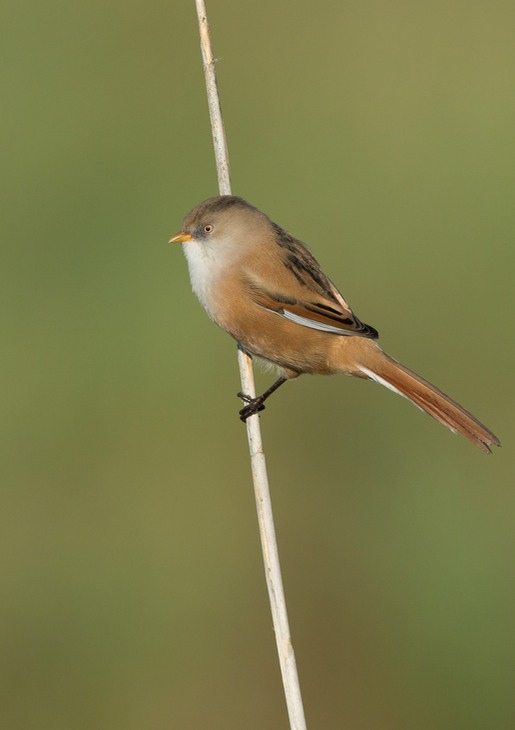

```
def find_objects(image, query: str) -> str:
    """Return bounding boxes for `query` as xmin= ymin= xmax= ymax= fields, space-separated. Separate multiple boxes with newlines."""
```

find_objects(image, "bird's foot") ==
xmin=237 ymin=392 xmax=266 ymax=422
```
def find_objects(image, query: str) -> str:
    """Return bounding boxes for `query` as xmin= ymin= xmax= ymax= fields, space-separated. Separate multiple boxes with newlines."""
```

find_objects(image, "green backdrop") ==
xmin=2 ymin=1 xmax=514 ymax=728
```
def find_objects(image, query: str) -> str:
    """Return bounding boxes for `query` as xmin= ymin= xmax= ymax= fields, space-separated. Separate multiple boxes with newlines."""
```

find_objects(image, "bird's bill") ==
xmin=169 ymin=232 xmax=192 ymax=244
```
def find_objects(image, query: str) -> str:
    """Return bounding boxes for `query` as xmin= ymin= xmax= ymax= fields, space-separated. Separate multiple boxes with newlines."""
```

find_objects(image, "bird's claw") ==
xmin=237 ymin=392 xmax=266 ymax=422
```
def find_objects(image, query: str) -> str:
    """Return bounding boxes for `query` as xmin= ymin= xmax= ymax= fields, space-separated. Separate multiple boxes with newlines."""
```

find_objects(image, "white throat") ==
xmin=183 ymin=238 xmax=239 ymax=318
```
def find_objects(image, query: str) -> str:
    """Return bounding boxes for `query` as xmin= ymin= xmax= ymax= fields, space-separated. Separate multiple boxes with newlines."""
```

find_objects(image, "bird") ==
xmin=169 ymin=195 xmax=500 ymax=454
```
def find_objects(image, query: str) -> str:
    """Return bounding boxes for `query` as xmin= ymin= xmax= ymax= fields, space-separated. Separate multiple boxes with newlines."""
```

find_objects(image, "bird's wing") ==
xmin=244 ymin=226 xmax=378 ymax=339
xmin=247 ymin=284 xmax=378 ymax=338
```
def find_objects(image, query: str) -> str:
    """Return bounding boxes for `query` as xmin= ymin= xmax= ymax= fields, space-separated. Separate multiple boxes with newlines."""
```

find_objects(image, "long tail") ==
xmin=358 ymin=353 xmax=500 ymax=454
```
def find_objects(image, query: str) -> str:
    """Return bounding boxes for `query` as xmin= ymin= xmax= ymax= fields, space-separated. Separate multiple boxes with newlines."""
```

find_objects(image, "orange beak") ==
xmin=169 ymin=231 xmax=192 ymax=244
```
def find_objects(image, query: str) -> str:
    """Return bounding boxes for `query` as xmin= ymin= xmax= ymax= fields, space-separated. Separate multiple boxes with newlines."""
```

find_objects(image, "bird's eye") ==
xmin=203 ymin=224 xmax=214 ymax=234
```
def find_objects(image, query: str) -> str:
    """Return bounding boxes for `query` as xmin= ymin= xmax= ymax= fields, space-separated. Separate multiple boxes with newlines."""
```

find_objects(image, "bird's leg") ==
xmin=237 ymin=375 xmax=288 ymax=422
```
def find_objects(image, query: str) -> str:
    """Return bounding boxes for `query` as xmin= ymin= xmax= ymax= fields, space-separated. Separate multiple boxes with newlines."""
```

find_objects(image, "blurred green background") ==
xmin=2 ymin=1 xmax=514 ymax=727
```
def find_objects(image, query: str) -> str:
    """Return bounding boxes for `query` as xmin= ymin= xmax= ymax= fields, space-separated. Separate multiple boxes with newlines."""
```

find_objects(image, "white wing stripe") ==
xmin=276 ymin=309 xmax=354 ymax=335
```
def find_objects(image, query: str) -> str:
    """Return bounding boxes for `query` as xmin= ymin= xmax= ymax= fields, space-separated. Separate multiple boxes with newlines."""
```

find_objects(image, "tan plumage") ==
xmin=170 ymin=195 xmax=500 ymax=453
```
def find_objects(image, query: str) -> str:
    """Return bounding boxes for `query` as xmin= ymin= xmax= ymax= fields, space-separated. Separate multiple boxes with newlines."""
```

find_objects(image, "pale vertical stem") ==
xmin=194 ymin=2 xmax=307 ymax=729
xmin=195 ymin=0 xmax=231 ymax=195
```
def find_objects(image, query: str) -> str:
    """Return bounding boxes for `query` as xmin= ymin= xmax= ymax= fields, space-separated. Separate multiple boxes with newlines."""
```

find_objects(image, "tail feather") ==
xmin=359 ymin=355 xmax=500 ymax=454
